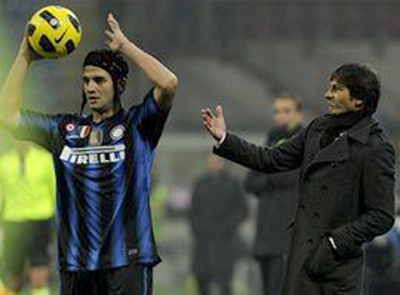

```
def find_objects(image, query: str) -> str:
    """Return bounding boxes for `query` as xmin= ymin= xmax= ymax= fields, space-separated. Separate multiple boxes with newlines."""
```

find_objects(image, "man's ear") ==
xmin=353 ymin=99 xmax=364 ymax=111
xmin=117 ymin=78 xmax=127 ymax=94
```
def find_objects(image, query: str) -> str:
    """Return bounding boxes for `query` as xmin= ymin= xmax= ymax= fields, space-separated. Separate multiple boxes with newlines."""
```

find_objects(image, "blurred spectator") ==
xmin=0 ymin=141 xmax=55 ymax=295
xmin=365 ymin=213 xmax=400 ymax=295
xmin=150 ymin=160 xmax=169 ymax=244
xmin=244 ymin=96 xmax=303 ymax=295
xmin=189 ymin=155 xmax=247 ymax=295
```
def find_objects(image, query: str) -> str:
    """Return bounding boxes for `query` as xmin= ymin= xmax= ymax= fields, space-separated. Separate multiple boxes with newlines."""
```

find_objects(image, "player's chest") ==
xmin=58 ymin=121 xmax=130 ymax=166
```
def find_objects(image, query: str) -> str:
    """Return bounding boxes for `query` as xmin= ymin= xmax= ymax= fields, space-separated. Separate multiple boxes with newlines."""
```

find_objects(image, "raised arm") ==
xmin=105 ymin=13 xmax=178 ymax=110
xmin=202 ymin=105 xmax=306 ymax=173
xmin=0 ymin=37 xmax=38 ymax=129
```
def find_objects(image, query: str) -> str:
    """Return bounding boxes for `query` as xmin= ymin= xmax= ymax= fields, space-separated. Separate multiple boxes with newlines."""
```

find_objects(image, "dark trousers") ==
xmin=195 ymin=272 xmax=233 ymax=295
xmin=60 ymin=263 xmax=153 ymax=295
xmin=258 ymin=255 xmax=285 ymax=295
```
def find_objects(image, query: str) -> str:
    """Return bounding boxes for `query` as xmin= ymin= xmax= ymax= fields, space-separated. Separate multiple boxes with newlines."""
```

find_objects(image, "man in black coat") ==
xmin=189 ymin=155 xmax=248 ymax=295
xmin=245 ymin=96 xmax=303 ymax=295
xmin=201 ymin=64 xmax=396 ymax=295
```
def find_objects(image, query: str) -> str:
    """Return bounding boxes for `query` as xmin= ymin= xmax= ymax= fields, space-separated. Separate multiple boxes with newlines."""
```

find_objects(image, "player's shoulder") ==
xmin=126 ymin=102 xmax=142 ymax=115
xmin=127 ymin=88 xmax=160 ymax=115
xmin=21 ymin=109 xmax=73 ymax=125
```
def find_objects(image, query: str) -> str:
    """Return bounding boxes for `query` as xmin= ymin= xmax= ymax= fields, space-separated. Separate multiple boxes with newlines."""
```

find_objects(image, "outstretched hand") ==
xmin=201 ymin=105 xmax=227 ymax=141
xmin=105 ymin=13 xmax=130 ymax=52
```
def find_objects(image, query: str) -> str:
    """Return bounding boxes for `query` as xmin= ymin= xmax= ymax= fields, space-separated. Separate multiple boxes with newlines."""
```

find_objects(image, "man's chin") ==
xmin=88 ymin=105 xmax=103 ymax=112
xmin=328 ymin=106 xmax=343 ymax=115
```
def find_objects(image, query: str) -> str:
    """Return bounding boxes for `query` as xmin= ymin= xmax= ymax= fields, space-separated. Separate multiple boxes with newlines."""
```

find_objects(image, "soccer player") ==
xmin=0 ymin=13 xmax=178 ymax=295
xmin=202 ymin=64 xmax=395 ymax=295
xmin=0 ymin=140 xmax=55 ymax=295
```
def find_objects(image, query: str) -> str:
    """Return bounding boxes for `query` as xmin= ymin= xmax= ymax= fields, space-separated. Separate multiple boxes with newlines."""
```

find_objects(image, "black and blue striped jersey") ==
xmin=15 ymin=89 xmax=169 ymax=271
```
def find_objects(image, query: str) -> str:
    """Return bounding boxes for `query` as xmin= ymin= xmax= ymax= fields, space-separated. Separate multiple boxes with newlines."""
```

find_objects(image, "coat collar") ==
xmin=303 ymin=116 xmax=377 ymax=175
xmin=346 ymin=116 xmax=377 ymax=145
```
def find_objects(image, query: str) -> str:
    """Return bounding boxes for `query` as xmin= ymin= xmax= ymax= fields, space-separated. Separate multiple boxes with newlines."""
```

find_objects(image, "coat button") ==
xmin=321 ymin=185 xmax=328 ymax=192
xmin=298 ymin=204 xmax=305 ymax=210
xmin=313 ymin=212 xmax=320 ymax=219
xmin=307 ymin=238 xmax=313 ymax=245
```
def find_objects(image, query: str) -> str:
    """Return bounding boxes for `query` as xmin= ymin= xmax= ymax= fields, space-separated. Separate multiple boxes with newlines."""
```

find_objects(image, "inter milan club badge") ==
xmin=89 ymin=129 xmax=103 ymax=146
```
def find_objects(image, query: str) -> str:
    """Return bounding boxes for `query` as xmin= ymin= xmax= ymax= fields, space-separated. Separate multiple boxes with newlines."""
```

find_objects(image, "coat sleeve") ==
xmin=214 ymin=128 xmax=307 ymax=173
xmin=330 ymin=142 xmax=396 ymax=258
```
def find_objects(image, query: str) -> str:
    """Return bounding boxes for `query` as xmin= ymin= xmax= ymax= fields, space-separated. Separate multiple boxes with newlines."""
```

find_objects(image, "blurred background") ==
xmin=1 ymin=0 xmax=400 ymax=294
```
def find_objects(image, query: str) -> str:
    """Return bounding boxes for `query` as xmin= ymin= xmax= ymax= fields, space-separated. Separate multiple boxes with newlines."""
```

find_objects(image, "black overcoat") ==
xmin=214 ymin=116 xmax=396 ymax=295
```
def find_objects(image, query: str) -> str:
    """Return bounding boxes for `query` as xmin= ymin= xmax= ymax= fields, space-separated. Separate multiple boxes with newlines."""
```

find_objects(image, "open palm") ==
xmin=105 ymin=13 xmax=129 ymax=52
xmin=202 ymin=106 xmax=227 ymax=141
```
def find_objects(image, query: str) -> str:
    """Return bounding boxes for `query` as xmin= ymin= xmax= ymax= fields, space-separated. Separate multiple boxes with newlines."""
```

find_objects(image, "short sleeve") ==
xmin=128 ymin=89 xmax=170 ymax=148
xmin=13 ymin=110 xmax=62 ymax=151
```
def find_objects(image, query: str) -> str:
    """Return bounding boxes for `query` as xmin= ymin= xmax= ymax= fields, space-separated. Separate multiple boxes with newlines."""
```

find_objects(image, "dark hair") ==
xmin=330 ymin=64 xmax=380 ymax=114
xmin=273 ymin=95 xmax=303 ymax=112
xmin=81 ymin=49 xmax=129 ymax=115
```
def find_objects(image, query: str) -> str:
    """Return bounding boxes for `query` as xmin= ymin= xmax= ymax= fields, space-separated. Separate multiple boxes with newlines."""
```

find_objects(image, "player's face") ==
xmin=272 ymin=98 xmax=302 ymax=127
xmin=83 ymin=66 xmax=115 ymax=113
xmin=325 ymin=79 xmax=363 ymax=115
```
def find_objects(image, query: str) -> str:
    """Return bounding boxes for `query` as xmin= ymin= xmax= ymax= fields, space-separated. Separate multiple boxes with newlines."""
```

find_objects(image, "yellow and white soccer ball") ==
xmin=27 ymin=5 xmax=82 ymax=59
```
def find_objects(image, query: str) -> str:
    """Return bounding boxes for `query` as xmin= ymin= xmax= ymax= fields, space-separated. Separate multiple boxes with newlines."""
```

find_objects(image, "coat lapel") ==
xmin=303 ymin=133 xmax=349 ymax=176
xmin=303 ymin=116 xmax=375 ymax=176
xmin=312 ymin=133 xmax=349 ymax=164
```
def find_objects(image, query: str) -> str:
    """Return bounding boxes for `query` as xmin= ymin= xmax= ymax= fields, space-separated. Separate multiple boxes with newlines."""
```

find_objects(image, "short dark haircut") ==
xmin=81 ymin=49 xmax=130 ymax=115
xmin=330 ymin=64 xmax=380 ymax=114
xmin=273 ymin=95 xmax=303 ymax=112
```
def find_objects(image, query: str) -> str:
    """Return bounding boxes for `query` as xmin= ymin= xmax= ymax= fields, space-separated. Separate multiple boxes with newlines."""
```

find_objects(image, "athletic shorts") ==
xmin=60 ymin=263 xmax=153 ymax=295
xmin=2 ymin=219 xmax=53 ymax=276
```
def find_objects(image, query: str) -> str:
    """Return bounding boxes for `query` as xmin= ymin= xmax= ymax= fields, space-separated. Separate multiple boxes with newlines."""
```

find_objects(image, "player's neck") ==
xmin=92 ymin=107 xmax=120 ymax=123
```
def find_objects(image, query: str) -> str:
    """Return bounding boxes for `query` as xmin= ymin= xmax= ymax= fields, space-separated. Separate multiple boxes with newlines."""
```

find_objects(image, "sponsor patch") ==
xmin=59 ymin=144 xmax=126 ymax=165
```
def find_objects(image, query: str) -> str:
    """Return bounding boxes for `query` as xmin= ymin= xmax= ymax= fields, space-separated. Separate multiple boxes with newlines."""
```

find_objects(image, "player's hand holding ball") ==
xmin=19 ymin=35 xmax=42 ymax=64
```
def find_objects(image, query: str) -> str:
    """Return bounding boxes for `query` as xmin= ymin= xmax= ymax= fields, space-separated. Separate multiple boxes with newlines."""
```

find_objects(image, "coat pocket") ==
xmin=306 ymin=238 xmax=340 ymax=278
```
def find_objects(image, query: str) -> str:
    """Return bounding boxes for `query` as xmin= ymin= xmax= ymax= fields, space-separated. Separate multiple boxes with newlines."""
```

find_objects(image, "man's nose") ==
xmin=86 ymin=80 xmax=97 ymax=92
xmin=325 ymin=90 xmax=333 ymax=100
